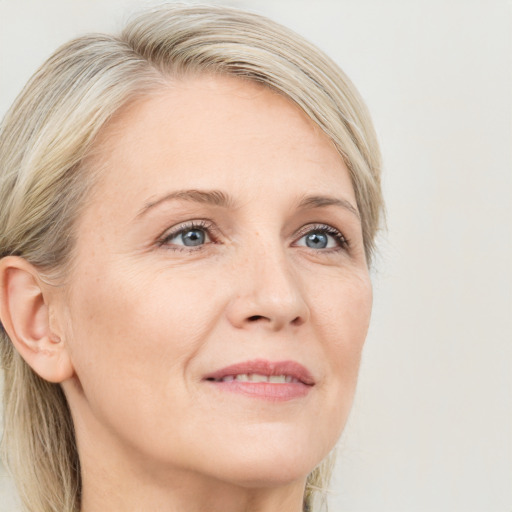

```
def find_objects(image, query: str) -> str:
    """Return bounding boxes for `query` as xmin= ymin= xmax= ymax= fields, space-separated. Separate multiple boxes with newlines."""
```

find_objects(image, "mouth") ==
xmin=208 ymin=374 xmax=302 ymax=384
xmin=203 ymin=359 xmax=315 ymax=401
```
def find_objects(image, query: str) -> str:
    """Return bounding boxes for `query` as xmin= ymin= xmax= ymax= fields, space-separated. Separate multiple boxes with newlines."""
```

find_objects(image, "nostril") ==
xmin=248 ymin=315 xmax=265 ymax=322
xmin=247 ymin=315 xmax=305 ymax=326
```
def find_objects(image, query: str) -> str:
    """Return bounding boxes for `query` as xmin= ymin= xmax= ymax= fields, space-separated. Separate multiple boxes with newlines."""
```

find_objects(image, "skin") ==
xmin=2 ymin=75 xmax=373 ymax=512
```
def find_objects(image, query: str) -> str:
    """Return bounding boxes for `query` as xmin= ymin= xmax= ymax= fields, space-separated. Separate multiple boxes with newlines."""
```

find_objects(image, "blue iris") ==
xmin=305 ymin=232 xmax=328 ymax=249
xmin=181 ymin=229 xmax=206 ymax=246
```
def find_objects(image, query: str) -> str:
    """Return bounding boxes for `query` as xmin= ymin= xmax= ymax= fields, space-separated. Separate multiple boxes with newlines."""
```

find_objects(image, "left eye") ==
xmin=295 ymin=226 xmax=347 ymax=250
xmin=160 ymin=224 xmax=212 ymax=248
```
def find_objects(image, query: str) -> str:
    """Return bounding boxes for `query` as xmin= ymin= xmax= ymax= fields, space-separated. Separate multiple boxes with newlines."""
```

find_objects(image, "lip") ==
xmin=202 ymin=359 xmax=315 ymax=401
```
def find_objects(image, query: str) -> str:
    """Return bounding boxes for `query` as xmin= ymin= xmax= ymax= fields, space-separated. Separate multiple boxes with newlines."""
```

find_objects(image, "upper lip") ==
xmin=203 ymin=359 xmax=315 ymax=386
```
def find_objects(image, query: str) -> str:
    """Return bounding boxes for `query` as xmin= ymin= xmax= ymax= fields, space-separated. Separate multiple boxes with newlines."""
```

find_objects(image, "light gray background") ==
xmin=0 ymin=1 xmax=511 ymax=511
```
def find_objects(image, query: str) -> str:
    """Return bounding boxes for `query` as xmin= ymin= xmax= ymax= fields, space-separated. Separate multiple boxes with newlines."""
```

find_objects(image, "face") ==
xmin=57 ymin=75 xmax=372 ymax=490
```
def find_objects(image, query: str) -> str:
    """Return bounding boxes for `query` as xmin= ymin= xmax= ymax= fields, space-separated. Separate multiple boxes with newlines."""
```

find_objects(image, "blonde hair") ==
xmin=0 ymin=4 xmax=383 ymax=511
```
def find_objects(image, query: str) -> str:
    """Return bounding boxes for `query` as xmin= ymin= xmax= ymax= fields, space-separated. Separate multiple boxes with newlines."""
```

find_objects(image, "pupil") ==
xmin=182 ymin=229 xmax=205 ymax=246
xmin=306 ymin=232 xmax=327 ymax=249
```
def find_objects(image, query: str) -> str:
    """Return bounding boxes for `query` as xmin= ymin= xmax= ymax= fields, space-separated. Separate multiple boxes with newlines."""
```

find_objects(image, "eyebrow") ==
xmin=137 ymin=188 xmax=360 ymax=220
xmin=137 ymin=189 xmax=237 ymax=218
xmin=296 ymin=194 xmax=360 ymax=220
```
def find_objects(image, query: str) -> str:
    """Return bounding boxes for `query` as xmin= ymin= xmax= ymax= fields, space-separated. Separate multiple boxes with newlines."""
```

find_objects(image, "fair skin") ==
xmin=0 ymin=75 xmax=372 ymax=512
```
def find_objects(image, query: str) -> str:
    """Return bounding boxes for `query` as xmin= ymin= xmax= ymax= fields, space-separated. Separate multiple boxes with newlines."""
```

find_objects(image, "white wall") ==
xmin=1 ymin=1 xmax=511 ymax=510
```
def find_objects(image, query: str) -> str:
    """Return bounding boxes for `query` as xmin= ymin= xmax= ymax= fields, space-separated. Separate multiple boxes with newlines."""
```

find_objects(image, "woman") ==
xmin=0 ymin=4 xmax=383 ymax=512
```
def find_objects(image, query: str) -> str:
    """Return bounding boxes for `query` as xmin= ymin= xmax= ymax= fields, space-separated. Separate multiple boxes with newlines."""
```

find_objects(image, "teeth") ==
xmin=250 ymin=374 xmax=268 ymax=383
xmin=218 ymin=374 xmax=299 ymax=383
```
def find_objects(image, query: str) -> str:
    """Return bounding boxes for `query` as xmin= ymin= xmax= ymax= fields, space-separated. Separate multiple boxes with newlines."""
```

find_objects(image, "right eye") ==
xmin=158 ymin=220 xmax=215 ymax=251
xmin=169 ymin=227 xmax=209 ymax=247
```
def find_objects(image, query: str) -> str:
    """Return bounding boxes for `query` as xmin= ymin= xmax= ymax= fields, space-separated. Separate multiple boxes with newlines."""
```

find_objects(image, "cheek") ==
xmin=314 ymin=268 xmax=372 ymax=347
xmin=313 ymin=270 xmax=372 ymax=403
xmin=61 ymin=264 xmax=219 ymax=451
xmin=63 ymin=261 xmax=222 ymax=393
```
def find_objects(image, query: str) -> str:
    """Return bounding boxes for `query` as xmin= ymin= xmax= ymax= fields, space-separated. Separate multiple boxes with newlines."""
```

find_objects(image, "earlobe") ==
xmin=0 ymin=256 xmax=74 ymax=383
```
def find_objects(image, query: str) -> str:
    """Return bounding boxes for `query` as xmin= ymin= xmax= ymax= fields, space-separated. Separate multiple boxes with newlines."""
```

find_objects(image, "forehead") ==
xmin=85 ymin=74 xmax=354 ymax=212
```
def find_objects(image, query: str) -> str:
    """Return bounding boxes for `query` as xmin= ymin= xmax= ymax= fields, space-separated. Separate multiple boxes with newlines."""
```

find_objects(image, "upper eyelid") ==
xmin=294 ymin=222 xmax=345 ymax=236
xmin=293 ymin=223 xmax=348 ymax=243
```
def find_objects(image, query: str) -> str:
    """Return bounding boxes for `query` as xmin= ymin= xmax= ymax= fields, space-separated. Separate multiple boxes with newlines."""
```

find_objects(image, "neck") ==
xmin=72 ymin=404 xmax=307 ymax=512
xmin=80 ymin=468 xmax=306 ymax=512
xmin=79 ymin=442 xmax=306 ymax=512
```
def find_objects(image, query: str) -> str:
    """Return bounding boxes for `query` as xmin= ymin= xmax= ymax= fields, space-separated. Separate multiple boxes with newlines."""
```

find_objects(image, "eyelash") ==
xmin=157 ymin=220 xmax=349 ymax=253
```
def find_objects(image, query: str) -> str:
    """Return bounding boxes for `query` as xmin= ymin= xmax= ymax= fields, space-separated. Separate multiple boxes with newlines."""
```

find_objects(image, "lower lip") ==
xmin=205 ymin=380 xmax=312 ymax=401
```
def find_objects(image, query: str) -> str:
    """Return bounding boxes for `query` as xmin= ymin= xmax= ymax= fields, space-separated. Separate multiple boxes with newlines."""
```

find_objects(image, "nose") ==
xmin=225 ymin=244 xmax=310 ymax=331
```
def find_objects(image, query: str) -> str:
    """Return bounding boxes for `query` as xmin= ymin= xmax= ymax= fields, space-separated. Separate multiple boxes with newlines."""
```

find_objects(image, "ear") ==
xmin=0 ymin=256 xmax=74 ymax=383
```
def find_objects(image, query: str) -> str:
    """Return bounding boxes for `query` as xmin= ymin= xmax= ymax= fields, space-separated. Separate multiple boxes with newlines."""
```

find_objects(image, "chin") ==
xmin=195 ymin=430 xmax=333 ymax=489
xmin=212 ymin=459 xmax=313 ymax=490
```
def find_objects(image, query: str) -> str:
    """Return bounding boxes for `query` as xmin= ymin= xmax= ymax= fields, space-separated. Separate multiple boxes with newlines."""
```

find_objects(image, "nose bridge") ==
xmin=227 ymin=233 xmax=309 ymax=330
xmin=255 ymin=242 xmax=298 ymax=303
